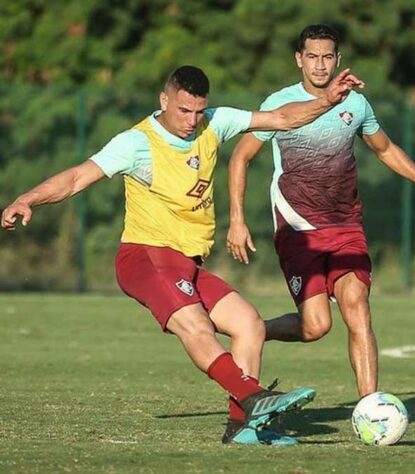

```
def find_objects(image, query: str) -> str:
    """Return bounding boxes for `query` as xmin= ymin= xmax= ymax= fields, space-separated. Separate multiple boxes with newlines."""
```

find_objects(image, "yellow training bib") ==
xmin=121 ymin=116 xmax=219 ymax=258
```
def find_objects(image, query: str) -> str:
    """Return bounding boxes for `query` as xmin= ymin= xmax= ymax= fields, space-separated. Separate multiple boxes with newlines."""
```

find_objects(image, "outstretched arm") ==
xmin=1 ymin=159 xmax=105 ymax=230
xmin=248 ymin=69 xmax=364 ymax=131
xmin=363 ymin=130 xmax=415 ymax=181
xmin=227 ymin=134 xmax=265 ymax=264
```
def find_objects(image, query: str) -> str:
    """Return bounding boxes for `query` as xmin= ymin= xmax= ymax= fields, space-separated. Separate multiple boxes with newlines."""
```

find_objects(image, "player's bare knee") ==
xmin=301 ymin=319 xmax=332 ymax=342
xmin=339 ymin=291 xmax=372 ymax=334
xmin=298 ymin=306 xmax=332 ymax=342
xmin=338 ymin=280 xmax=369 ymax=312
xmin=247 ymin=313 xmax=266 ymax=342
xmin=230 ymin=309 xmax=265 ymax=342
xmin=168 ymin=307 xmax=215 ymax=341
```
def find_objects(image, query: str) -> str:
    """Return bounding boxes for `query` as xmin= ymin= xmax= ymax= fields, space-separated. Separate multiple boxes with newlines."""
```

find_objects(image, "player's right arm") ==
xmin=1 ymin=160 xmax=105 ymax=231
xmin=2 ymin=128 xmax=149 ymax=231
xmin=227 ymin=133 xmax=265 ymax=264
xmin=248 ymin=69 xmax=364 ymax=132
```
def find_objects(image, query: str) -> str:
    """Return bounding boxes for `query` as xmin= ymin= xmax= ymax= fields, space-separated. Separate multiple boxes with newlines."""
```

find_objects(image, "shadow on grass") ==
xmin=154 ymin=394 xmax=414 ymax=442
xmin=397 ymin=394 xmax=415 ymax=423
xmin=270 ymin=405 xmax=349 ymax=437
xmin=156 ymin=411 xmax=227 ymax=419
xmin=280 ymin=393 xmax=415 ymax=440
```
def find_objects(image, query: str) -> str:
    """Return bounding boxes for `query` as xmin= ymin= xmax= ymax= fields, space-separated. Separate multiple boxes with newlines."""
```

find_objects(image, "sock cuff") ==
xmin=207 ymin=352 xmax=232 ymax=379
xmin=247 ymin=376 xmax=259 ymax=384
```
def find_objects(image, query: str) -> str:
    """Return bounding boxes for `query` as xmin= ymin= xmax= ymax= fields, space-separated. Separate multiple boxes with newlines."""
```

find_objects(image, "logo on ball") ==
xmin=352 ymin=392 xmax=409 ymax=445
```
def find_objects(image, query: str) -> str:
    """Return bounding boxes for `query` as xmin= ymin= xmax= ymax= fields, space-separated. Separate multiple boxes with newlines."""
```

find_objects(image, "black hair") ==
xmin=297 ymin=24 xmax=339 ymax=53
xmin=165 ymin=65 xmax=210 ymax=97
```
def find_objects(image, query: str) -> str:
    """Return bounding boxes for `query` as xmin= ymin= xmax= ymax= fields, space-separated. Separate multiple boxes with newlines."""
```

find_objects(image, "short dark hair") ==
xmin=297 ymin=24 xmax=339 ymax=53
xmin=165 ymin=65 xmax=210 ymax=97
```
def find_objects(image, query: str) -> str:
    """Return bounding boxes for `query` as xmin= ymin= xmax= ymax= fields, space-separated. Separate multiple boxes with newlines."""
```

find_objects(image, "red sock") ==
xmin=228 ymin=397 xmax=245 ymax=421
xmin=228 ymin=376 xmax=259 ymax=421
xmin=207 ymin=352 xmax=263 ymax=402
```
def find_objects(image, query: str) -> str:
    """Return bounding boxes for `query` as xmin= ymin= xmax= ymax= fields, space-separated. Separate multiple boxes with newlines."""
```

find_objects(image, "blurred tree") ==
xmin=0 ymin=0 xmax=414 ymax=290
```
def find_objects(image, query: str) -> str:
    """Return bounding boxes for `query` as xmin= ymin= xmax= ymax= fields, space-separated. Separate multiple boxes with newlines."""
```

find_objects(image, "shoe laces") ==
xmin=266 ymin=377 xmax=280 ymax=392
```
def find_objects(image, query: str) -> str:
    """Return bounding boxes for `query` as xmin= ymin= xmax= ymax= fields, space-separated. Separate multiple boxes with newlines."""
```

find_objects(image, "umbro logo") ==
xmin=339 ymin=111 xmax=353 ymax=126
xmin=175 ymin=279 xmax=194 ymax=296
xmin=186 ymin=179 xmax=210 ymax=199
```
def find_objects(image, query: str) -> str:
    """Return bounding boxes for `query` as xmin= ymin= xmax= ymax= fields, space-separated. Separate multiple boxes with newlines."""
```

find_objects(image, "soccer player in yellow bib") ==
xmin=1 ymin=65 xmax=363 ymax=445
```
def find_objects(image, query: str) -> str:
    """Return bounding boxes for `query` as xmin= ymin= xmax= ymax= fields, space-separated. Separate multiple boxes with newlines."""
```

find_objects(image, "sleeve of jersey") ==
xmin=360 ymin=97 xmax=380 ymax=136
xmin=253 ymin=92 xmax=292 ymax=142
xmin=89 ymin=129 xmax=150 ymax=178
xmin=207 ymin=107 xmax=253 ymax=143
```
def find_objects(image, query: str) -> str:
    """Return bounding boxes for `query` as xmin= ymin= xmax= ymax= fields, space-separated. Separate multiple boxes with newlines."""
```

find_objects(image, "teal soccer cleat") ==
xmin=241 ymin=387 xmax=316 ymax=431
xmin=222 ymin=419 xmax=298 ymax=446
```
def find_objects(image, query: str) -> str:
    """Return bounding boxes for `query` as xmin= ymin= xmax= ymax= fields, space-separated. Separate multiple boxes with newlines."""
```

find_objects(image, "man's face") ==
xmin=159 ymin=87 xmax=208 ymax=138
xmin=295 ymin=38 xmax=340 ymax=89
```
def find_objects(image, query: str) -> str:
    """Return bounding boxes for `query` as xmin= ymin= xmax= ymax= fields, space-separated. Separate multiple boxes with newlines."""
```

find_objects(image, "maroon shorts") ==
xmin=274 ymin=226 xmax=372 ymax=306
xmin=115 ymin=243 xmax=235 ymax=330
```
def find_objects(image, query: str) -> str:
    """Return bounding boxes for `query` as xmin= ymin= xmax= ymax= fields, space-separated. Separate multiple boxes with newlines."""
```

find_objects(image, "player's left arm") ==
xmin=363 ymin=129 xmax=415 ymax=182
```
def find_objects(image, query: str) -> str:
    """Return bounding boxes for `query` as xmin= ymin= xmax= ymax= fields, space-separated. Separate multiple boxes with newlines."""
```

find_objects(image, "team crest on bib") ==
xmin=339 ymin=111 xmax=354 ymax=126
xmin=289 ymin=276 xmax=302 ymax=296
xmin=175 ymin=279 xmax=194 ymax=296
xmin=186 ymin=155 xmax=200 ymax=170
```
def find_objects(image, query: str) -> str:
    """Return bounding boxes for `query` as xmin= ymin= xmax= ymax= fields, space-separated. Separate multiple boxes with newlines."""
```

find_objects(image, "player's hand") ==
xmin=326 ymin=68 xmax=365 ymax=105
xmin=1 ymin=201 xmax=33 ymax=231
xmin=226 ymin=222 xmax=256 ymax=264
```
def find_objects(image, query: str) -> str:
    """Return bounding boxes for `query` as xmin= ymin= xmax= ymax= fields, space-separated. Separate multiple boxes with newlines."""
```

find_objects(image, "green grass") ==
xmin=0 ymin=293 xmax=414 ymax=473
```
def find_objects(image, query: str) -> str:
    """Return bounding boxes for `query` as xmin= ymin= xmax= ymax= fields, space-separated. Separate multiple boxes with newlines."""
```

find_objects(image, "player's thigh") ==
xmin=327 ymin=227 xmax=372 ymax=299
xmin=276 ymin=235 xmax=328 ymax=306
xmin=115 ymin=243 xmax=202 ymax=330
xmin=298 ymin=292 xmax=332 ymax=334
xmin=195 ymin=268 xmax=262 ymax=337
xmin=209 ymin=291 xmax=264 ymax=338
xmin=333 ymin=272 xmax=371 ymax=330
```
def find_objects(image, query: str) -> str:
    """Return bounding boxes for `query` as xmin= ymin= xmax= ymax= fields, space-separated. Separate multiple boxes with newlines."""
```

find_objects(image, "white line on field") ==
xmin=102 ymin=439 xmax=138 ymax=444
xmin=380 ymin=345 xmax=415 ymax=358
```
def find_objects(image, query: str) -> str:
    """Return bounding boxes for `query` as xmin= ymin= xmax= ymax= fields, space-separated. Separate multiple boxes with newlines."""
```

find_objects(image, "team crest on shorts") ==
xmin=186 ymin=155 xmax=200 ymax=170
xmin=289 ymin=276 xmax=302 ymax=296
xmin=339 ymin=111 xmax=354 ymax=126
xmin=175 ymin=279 xmax=194 ymax=296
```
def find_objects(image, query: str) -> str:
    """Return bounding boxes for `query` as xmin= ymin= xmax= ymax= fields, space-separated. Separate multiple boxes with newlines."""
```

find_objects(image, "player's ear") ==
xmin=160 ymin=91 xmax=168 ymax=112
xmin=160 ymin=92 xmax=167 ymax=112
xmin=295 ymin=51 xmax=302 ymax=68
xmin=336 ymin=53 xmax=342 ymax=68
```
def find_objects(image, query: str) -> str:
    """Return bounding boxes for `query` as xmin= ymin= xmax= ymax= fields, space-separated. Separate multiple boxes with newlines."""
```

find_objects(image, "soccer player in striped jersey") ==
xmin=227 ymin=25 xmax=415 ymax=399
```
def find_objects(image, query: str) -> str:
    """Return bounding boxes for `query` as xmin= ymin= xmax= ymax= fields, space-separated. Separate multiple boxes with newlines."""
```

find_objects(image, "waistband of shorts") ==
xmin=119 ymin=242 xmax=203 ymax=266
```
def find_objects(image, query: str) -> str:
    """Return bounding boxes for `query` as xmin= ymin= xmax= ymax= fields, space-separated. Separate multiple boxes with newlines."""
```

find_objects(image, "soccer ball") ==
xmin=352 ymin=392 xmax=409 ymax=446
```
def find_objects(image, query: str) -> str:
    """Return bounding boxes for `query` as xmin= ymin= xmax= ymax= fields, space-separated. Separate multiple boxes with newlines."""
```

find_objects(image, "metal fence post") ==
xmin=76 ymin=88 xmax=87 ymax=292
xmin=401 ymin=98 xmax=414 ymax=290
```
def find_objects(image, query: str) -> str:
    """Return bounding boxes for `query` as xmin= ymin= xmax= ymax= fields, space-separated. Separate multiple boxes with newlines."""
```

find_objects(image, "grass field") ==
xmin=0 ymin=293 xmax=414 ymax=473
